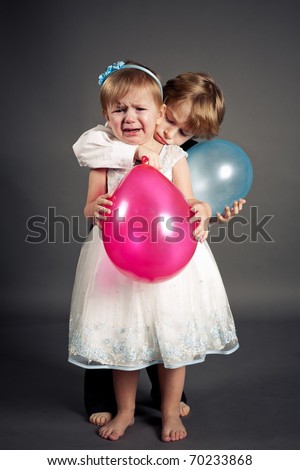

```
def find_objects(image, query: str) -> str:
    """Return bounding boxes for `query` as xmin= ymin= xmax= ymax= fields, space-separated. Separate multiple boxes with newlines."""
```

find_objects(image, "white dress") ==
xmin=68 ymin=144 xmax=239 ymax=370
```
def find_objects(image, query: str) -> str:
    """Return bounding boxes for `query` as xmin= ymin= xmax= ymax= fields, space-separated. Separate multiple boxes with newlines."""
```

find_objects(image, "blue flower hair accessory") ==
xmin=98 ymin=61 xmax=163 ymax=97
xmin=98 ymin=61 xmax=125 ymax=85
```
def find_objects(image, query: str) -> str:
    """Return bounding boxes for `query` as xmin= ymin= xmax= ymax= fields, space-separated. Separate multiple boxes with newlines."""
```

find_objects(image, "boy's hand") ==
xmin=135 ymin=145 xmax=162 ymax=169
xmin=189 ymin=201 xmax=212 ymax=243
xmin=216 ymin=198 xmax=246 ymax=223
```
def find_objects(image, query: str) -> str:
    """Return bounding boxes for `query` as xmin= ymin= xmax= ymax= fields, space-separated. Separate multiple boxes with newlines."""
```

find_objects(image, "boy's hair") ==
xmin=101 ymin=61 xmax=163 ymax=115
xmin=163 ymin=72 xmax=225 ymax=139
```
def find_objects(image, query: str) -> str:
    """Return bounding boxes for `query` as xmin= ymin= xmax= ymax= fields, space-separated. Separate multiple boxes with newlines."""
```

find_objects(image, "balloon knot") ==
xmin=141 ymin=156 xmax=149 ymax=164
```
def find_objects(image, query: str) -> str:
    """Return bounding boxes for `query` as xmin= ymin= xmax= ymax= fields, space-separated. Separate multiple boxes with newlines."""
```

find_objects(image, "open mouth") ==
xmin=123 ymin=128 xmax=142 ymax=136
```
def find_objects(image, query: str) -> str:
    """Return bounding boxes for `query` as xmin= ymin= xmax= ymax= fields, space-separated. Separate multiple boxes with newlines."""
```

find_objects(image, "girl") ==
xmin=69 ymin=62 xmax=239 ymax=442
xmin=73 ymin=65 xmax=244 ymax=428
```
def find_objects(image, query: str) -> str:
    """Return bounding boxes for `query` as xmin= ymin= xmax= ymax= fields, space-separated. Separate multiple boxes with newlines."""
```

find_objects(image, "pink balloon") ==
xmin=102 ymin=160 xmax=197 ymax=283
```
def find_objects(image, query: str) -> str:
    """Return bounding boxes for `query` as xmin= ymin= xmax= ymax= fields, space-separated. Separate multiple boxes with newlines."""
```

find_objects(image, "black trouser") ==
xmin=84 ymin=365 xmax=187 ymax=417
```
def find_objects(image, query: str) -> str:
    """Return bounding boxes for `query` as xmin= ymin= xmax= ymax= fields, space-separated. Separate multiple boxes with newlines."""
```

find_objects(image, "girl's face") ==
xmin=154 ymin=101 xmax=194 ymax=146
xmin=105 ymin=88 xmax=165 ymax=146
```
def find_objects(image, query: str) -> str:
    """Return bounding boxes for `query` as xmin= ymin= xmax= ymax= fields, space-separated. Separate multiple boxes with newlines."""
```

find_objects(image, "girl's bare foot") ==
xmin=89 ymin=412 xmax=112 ymax=426
xmin=161 ymin=413 xmax=187 ymax=442
xmin=99 ymin=412 xmax=134 ymax=441
xmin=179 ymin=401 xmax=190 ymax=417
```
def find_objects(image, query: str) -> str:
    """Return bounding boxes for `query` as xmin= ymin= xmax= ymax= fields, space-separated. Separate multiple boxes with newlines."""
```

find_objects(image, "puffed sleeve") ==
xmin=159 ymin=145 xmax=188 ymax=181
xmin=72 ymin=125 xmax=137 ymax=169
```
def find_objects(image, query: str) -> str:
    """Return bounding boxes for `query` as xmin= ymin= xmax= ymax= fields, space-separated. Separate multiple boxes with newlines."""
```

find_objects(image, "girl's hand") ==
xmin=135 ymin=145 xmax=162 ymax=169
xmin=189 ymin=201 xmax=212 ymax=243
xmin=93 ymin=193 xmax=113 ymax=226
xmin=216 ymin=198 xmax=246 ymax=223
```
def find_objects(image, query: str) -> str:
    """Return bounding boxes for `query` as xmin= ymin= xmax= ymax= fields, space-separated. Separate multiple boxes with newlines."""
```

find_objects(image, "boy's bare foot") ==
xmin=89 ymin=412 xmax=112 ymax=426
xmin=179 ymin=401 xmax=190 ymax=417
xmin=99 ymin=412 xmax=134 ymax=441
xmin=161 ymin=413 xmax=187 ymax=442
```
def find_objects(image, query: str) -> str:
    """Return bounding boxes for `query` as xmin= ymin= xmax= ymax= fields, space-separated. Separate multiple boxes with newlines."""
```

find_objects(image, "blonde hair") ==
xmin=100 ymin=61 xmax=163 ymax=115
xmin=163 ymin=72 xmax=225 ymax=139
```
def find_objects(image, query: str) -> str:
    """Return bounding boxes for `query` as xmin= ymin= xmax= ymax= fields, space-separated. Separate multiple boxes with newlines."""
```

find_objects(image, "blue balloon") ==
xmin=187 ymin=139 xmax=253 ymax=216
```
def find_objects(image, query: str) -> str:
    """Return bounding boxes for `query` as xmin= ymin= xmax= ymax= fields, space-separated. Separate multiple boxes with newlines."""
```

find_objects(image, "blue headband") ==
xmin=98 ymin=61 xmax=163 ymax=97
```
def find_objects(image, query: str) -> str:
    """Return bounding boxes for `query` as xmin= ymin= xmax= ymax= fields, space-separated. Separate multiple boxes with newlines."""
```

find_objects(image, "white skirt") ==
xmin=69 ymin=226 xmax=238 ymax=370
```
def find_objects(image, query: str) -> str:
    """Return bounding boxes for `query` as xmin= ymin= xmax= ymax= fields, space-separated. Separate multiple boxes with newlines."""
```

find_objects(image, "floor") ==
xmin=1 ymin=309 xmax=299 ymax=450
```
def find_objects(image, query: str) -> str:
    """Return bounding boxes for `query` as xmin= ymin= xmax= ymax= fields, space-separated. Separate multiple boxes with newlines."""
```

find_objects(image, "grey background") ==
xmin=1 ymin=0 xmax=299 ymax=451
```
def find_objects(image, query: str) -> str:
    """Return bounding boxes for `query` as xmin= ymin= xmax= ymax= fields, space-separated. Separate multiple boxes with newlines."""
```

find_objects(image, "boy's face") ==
xmin=105 ymin=88 xmax=164 ymax=146
xmin=154 ymin=100 xmax=194 ymax=146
